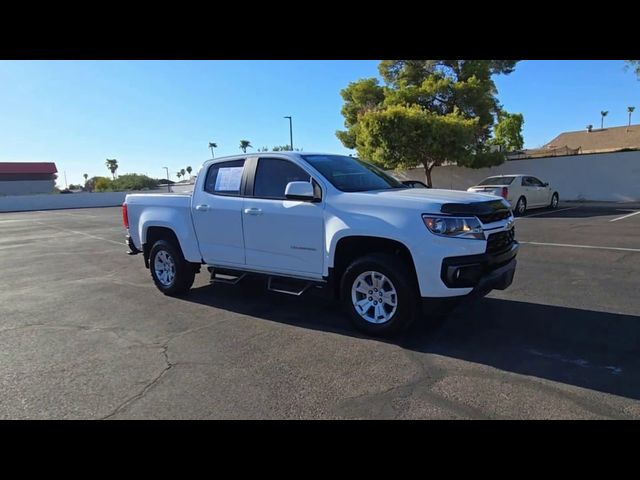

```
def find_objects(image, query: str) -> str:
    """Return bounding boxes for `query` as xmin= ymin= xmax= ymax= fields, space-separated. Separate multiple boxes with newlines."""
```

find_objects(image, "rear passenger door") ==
xmin=242 ymin=157 xmax=325 ymax=277
xmin=521 ymin=176 xmax=539 ymax=206
xmin=191 ymin=159 xmax=247 ymax=265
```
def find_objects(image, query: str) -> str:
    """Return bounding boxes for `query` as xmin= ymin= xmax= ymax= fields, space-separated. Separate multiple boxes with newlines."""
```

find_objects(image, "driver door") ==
xmin=242 ymin=157 xmax=325 ymax=277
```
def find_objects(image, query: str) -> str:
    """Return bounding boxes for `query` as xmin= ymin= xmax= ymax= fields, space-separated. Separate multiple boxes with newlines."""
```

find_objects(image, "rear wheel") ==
xmin=149 ymin=239 xmax=196 ymax=296
xmin=341 ymin=253 xmax=419 ymax=337
xmin=550 ymin=192 xmax=559 ymax=209
xmin=514 ymin=196 xmax=527 ymax=216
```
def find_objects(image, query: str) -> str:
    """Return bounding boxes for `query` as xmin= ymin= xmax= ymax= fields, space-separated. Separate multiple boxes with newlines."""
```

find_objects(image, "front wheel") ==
xmin=550 ymin=192 xmax=559 ymax=209
xmin=149 ymin=239 xmax=196 ymax=296
xmin=340 ymin=253 xmax=419 ymax=337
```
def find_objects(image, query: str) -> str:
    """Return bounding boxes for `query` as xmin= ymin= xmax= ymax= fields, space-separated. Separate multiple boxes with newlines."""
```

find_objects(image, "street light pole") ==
xmin=163 ymin=167 xmax=170 ymax=193
xmin=284 ymin=116 xmax=293 ymax=151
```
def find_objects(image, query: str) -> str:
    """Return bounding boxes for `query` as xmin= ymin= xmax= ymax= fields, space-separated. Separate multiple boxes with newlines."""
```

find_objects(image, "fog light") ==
xmin=446 ymin=264 xmax=482 ymax=287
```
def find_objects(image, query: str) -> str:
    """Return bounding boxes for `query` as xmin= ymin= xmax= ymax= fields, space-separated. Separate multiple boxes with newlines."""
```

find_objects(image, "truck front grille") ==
xmin=486 ymin=228 xmax=515 ymax=254
xmin=477 ymin=209 xmax=511 ymax=224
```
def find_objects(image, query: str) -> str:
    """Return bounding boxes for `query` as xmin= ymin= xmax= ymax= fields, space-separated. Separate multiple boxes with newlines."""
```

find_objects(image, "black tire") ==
xmin=550 ymin=192 xmax=559 ymax=209
xmin=340 ymin=253 xmax=419 ymax=337
xmin=149 ymin=239 xmax=196 ymax=296
xmin=514 ymin=196 xmax=527 ymax=216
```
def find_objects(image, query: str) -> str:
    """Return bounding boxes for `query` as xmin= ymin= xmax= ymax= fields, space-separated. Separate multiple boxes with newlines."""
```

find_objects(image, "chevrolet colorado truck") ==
xmin=123 ymin=153 xmax=518 ymax=336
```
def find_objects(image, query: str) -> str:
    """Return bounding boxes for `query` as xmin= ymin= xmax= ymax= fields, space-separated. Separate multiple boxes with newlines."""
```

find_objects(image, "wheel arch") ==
xmin=143 ymin=226 xmax=185 ymax=268
xmin=331 ymin=235 xmax=419 ymax=299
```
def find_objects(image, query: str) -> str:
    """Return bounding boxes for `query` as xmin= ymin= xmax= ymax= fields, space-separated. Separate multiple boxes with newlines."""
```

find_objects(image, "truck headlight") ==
xmin=422 ymin=215 xmax=485 ymax=240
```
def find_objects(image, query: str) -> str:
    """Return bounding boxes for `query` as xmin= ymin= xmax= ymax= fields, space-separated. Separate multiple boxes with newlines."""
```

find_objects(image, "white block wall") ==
xmin=394 ymin=150 xmax=640 ymax=202
xmin=0 ymin=192 xmax=130 ymax=213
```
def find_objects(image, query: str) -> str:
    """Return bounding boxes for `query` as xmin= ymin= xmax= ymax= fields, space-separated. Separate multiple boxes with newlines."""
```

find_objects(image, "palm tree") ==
xmin=600 ymin=110 xmax=609 ymax=129
xmin=83 ymin=173 xmax=88 ymax=183
xmin=105 ymin=159 xmax=118 ymax=179
xmin=176 ymin=171 xmax=182 ymax=180
xmin=239 ymin=140 xmax=252 ymax=153
xmin=180 ymin=168 xmax=186 ymax=178
xmin=186 ymin=166 xmax=192 ymax=176
xmin=628 ymin=106 xmax=635 ymax=130
xmin=208 ymin=142 xmax=217 ymax=158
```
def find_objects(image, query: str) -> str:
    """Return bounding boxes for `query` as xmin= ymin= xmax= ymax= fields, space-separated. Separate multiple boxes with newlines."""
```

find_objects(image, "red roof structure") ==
xmin=0 ymin=162 xmax=58 ymax=174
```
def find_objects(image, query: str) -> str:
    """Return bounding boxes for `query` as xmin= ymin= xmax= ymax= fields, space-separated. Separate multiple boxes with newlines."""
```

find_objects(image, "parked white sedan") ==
xmin=467 ymin=175 xmax=559 ymax=216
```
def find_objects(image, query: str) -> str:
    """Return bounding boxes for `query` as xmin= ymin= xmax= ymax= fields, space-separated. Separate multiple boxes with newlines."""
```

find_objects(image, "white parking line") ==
xmin=33 ymin=221 xmax=123 ymax=246
xmin=515 ymin=207 xmax=578 ymax=219
xmin=520 ymin=241 xmax=640 ymax=253
xmin=610 ymin=210 xmax=640 ymax=223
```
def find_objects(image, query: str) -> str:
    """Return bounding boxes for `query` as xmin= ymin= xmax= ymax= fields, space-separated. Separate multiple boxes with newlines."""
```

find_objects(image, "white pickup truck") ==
xmin=123 ymin=153 xmax=518 ymax=336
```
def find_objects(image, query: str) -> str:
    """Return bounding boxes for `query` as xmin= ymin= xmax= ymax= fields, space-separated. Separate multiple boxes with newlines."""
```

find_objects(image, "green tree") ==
xmin=628 ymin=106 xmax=635 ymax=129
xmin=272 ymin=145 xmax=302 ymax=151
xmin=95 ymin=177 xmax=113 ymax=192
xmin=180 ymin=168 xmax=186 ymax=177
xmin=85 ymin=176 xmax=109 ymax=192
xmin=490 ymin=112 xmax=524 ymax=151
xmin=336 ymin=60 xmax=521 ymax=187
xmin=208 ymin=142 xmax=217 ymax=158
xmin=600 ymin=110 xmax=609 ymax=129
xmin=105 ymin=159 xmax=118 ymax=179
xmin=186 ymin=166 xmax=193 ymax=176
xmin=626 ymin=60 xmax=640 ymax=78
xmin=239 ymin=140 xmax=253 ymax=153
xmin=111 ymin=173 xmax=158 ymax=191
xmin=176 ymin=171 xmax=182 ymax=180
xmin=83 ymin=173 xmax=88 ymax=184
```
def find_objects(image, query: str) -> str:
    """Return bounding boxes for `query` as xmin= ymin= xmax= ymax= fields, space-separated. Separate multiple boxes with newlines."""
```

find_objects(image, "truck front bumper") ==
xmin=421 ymin=242 xmax=518 ymax=314
xmin=440 ymin=241 xmax=518 ymax=291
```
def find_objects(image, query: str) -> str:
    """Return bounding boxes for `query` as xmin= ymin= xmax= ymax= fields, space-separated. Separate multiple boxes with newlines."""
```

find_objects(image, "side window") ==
xmin=253 ymin=158 xmax=313 ymax=199
xmin=530 ymin=177 xmax=544 ymax=187
xmin=204 ymin=160 xmax=245 ymax=196
xmin=522 ymin=177 xmax=531 ymax=187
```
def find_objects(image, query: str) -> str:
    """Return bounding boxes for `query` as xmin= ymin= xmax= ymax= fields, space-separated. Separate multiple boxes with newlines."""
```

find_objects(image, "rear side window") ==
xmin=253 ymin=158 xmax=312 ymax=199
xmin=204 ymin=160 xmax=245 ymax=196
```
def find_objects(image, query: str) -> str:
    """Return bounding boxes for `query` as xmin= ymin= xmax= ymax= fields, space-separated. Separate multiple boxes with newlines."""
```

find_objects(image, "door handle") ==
xmin=195 ymin=204 xmax=209 ymax=211
xmin=243 ymin=208 xmax=263 ymax=216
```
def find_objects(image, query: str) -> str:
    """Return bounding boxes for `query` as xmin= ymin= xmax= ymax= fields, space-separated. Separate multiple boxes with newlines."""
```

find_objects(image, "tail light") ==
xmin=501 ymin=187 xmax=509 ymax=199
xmin=122 ymin=202 xmax=129 ymax=229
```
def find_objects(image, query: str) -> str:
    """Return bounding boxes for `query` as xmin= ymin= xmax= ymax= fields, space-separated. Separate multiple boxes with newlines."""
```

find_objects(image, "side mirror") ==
xmin=285 ymin=181 xmax=315 ymax=201
xmin=543 ymin=182 xmax=549 ymax=187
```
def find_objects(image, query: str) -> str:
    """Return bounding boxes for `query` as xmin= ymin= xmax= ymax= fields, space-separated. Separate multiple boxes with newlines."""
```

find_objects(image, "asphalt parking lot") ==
xmin=1 ymin=203 xmax=639 ymax=419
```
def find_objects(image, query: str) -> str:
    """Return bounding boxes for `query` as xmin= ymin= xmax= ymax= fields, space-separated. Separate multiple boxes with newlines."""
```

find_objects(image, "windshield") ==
xmin=301 ymin=155 xmax=404 ymax=192
xmin=478 ymin=176 xmax=515 ymax=186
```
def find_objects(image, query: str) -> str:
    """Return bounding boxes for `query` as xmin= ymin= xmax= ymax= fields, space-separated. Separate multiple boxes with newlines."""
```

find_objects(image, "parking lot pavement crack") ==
xmin=101 ymin=345 xmax=174 ymax=420
xmin=0 ymin=323 xmax=159 ymax=349
xmin=335 ymin=350 xmax=486 ymax=419
xmin=460 ymin=368 xmax=633 ymax=419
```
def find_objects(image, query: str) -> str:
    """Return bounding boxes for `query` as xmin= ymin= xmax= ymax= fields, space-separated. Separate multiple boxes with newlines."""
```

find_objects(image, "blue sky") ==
xmin=0 ymin=60 xmax=637 ymax=186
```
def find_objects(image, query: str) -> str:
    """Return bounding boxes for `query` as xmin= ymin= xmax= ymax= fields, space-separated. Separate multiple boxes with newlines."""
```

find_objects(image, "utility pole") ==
xmin=163 ymin=167 xmax=170 ymax=193
xmin=284 ymin=116 xmax=293 ymax=151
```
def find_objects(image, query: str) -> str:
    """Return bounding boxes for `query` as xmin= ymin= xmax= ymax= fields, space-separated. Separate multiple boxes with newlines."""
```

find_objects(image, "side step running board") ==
xmin=210 ymin=271 xmax=247 ymax=285
xmin=267 ymin=276 xmax=312 ymax=296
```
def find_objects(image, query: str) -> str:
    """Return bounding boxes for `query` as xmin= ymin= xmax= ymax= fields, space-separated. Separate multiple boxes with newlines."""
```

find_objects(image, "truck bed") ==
xmin=125 ymin=193 xmax=202 ymax=263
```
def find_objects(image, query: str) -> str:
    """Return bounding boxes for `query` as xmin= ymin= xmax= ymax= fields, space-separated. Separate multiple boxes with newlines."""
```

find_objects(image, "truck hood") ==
xmin=350 ymin=187 xmax=500 ymax=205
xmin=333 ymin=187 xmax=509 ymax=216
